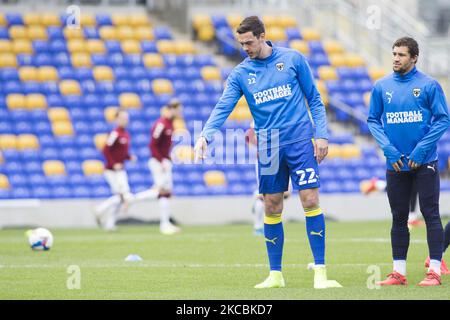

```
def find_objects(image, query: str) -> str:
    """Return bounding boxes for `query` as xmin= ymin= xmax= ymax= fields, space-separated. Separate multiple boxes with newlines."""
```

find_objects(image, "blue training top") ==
xmin=201 ymin=42 xmax=328 ymax=150
xmin=368 ymin=66 xmax=450 ymax=171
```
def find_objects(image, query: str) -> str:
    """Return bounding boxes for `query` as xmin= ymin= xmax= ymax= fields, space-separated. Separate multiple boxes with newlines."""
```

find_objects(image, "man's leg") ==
xmin=416 ymin=162 xmax=444 ymax=283
xmin=444 ymin=221 xmax=450 ymax=254
xmin=254 ymin=192 xmax=285 ymax=288
xmin=252 ymin=193 xmax=265 ymax=235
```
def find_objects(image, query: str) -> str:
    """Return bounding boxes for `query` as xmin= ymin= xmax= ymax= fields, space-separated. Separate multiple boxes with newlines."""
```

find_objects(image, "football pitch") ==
xmin=0 ymin=220 xmax=449 ymax=300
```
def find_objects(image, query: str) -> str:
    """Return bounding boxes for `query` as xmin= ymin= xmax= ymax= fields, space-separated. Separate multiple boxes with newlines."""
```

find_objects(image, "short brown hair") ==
xmin=236 ymin=16 xmax=265 ymax=38
xmin=393 ymin=37 xmax=419 ymax=60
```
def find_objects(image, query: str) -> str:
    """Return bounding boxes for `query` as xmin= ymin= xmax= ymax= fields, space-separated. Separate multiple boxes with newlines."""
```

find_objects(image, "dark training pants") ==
xmin=386 ymin=161 xmax=444 ymax=261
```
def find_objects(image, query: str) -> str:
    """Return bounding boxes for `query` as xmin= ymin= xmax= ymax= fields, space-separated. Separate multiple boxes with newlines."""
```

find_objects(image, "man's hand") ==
xmin=407 ymin=158 xmax=420 ymax=170
xmin=314 ymin=138 xmax=328 ymax=164
xmin=194 ymin=137 xmax=208 ymax=162
xmin=113 ymin=163 xmax=123 ymax=170
xmin=391 ymin=157 xmax=404 ymax=172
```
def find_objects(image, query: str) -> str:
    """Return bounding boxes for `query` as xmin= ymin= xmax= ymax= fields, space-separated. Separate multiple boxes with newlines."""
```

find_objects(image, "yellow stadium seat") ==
xmin=175 ymin=41 xmax=196 ymax=55
xmin=266 ymin=27 xmax=287 ymax=41
xmin=59 ymin=80 xmax=81 ymax=95
xmin=201 ymin=66 xmax=221 ymax=81
xmin=25 ymin=94 xmax=47 ymax=109
xmin=230 ymin=106 xmax=252 ymax=121
xmin=0 ymin=134 xmax=17 ymax=150
xmin=86 ymin=39 xmax=106 ymax=54
xmin=369 ymin=66 xmax=387 ymax=82
xmin=363 ymin=91 xmax=371 ymax=107
xmin=42 ymin=13 xmax=61 ymax=27
xmin=17 ymin=134 xmax=39 ymax=150
xmin=227 ymin=14 xmax=244 ymax=28
xmin=80 ymin=13 xmax=96 ymax=27
xmin=0 ymin=53 xmax=17 ymax=68
xmin=117 ymin=26 xmax=134 ymax=41
xmin=64 ymin=27 xmax=84 ymax=40
xmin=173 ymin=118 xmax=186 ymax=130
xmin=43 ymin=160 xmax=66 ymax=176
xmin=143 ymin=53 xmax=164 ymax=68
xmin=99 ymin=26 xmax=117 ymax=41
xmin=321 ymin=94 xmax=329 ymax=107
xmin=121 ymin=40 xmax=141 ymax=54
xmin=345 ymin=53 xmax=365 ymax=67
xmin=119 ymin=93 xmax=141 ymax=109
xmin=197 ymin=27 xmax=215 ymax=42
xmin=0 ymin=13 xmax=6 ymax=27
xmin=323 ymin=40 xmax=345 ymax=55
xmin=204 ymin=170 xmax=226 ymax=187
xmin=19 ymin=67 xmax=38 ymax=81
xmin=111 ymin=13 xmax=130 ymax=26
xmin=104 ymin=106 xmax=119 ymax=123
xmin=300 ymin=27 xmax=321 ymax=41
xmin=134 ymin=26 xmax=154 ymax=41
xmin=152 ymin=79 xmax=174 ymax=95
xmin=130 ymin=13 xmax=151 ymax=27
xmin=328 ymin=53 xmax=347 ymax=67
xmin=326 ymin=144 xmax=342 ymax=159
xmin=318 ymin=66 xmax=338 ymax=81
xmin=93 ymin=66 xmax=114 ymax=81
xmin=67 ymin=39 xmax=86 ymax=53
xmin=38 ymin=66 xmax=59 ymax=82
xmin=0 ymin=152 xmax=3 ymax=164
xmin=52 ymin=121 xmax=74 ymax=136
xmin=262 ymin=15 xmax=278 ymax=28
xmin=6 ymin=94 xmax=25 ymax=110
xmin=192 ymin=14 xmax=212 ymax=30
xmin=289 ymin=40 xmax=310 ymax=55
xmin=341 ymin=144 xmax=362 ymax=159
xmin=71 ymin=53 xmax=92 ymax=68
xmin=279 ymin=15 xmax=297 ymax=28
xmin=27 ymin=25 xmax=47 ymax=40
xmin=173 ymin=145 xmax=194 ymax=162
xmin=9 ymin=26 xmax=27 ymax=40
xmin=0 ymin=40 xmax=12 ymax=53
xmin=0 ymin=174 xmax=10 ymax=189
xmin=23 ymin=13 xmax=41 ymax=25
xmin=48 ymin=107 xmax=70 ymax=122
xmin=316 ymin=80 xmax=327 ymax=95
xmin=156 ymin=40 xmax=176 ymax=54
xmin=82 ymin=160 xmax=104 ymax=176
xmin=236 ymin=96 xmax=248 ymax=108
xmin=12 ymin=40 xmax=33 ymax=54
xmin=94 ymin=133 xmax=108 ymax=151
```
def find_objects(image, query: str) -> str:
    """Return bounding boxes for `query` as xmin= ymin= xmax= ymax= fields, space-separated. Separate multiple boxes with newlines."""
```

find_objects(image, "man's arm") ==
xmin=409 ymin=80 xmax=450 ymax=165
xmin=103 ymin=130 xmax=119 ymax=169
xmin=200 ymin=70 xmax=243 ymax=143
xmin=367 ymin=83 xmax=403 ymax=169
xmin=150 ymin=122 xmax=165 ymax=162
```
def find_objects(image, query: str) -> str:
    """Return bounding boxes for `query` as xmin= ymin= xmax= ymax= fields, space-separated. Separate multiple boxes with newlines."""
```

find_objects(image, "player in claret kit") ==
xmin=368 ymin=37 xmax=450 ymax=286
xmin=95 ymin=109 xmax=136 ymax=231
xmin=195 ymin=16 xmax=342 ymax=289
xmin=148 ymin=99 xmax=182 ymax=235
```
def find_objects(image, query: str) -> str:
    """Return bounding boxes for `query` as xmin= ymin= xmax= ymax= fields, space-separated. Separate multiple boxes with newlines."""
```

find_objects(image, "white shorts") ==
xmin=104 ymin=169 xmax=130 ymax=195
xmin=149 ymin=158 xmax=173 ymax=192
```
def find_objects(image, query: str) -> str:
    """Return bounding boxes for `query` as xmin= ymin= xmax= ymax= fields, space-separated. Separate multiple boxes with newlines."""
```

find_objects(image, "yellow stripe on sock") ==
xmin=264 ymin=214 xmax=282 ymax=225
xmin=304 ymin=207 xmax=323 ymax=217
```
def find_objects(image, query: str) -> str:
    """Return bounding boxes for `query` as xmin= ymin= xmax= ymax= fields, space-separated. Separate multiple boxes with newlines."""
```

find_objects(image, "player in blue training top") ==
xmin=368 ymin=37 xmax=450 ymax=286
xmin=194 ymin=16 xmax=342 ymax=289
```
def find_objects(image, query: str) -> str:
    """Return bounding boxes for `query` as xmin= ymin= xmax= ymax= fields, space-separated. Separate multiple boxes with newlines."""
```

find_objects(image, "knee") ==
xmin=264 ymin=198 xmax=283 ymax=217
xmin=301 ymin=192 xmax=319 ymax=210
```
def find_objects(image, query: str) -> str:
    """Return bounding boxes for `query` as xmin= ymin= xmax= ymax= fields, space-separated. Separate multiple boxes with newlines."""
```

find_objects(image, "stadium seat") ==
xmin=82 ymin=159 xmax=104 ymax=176
xmin=300 ymin=27 xmax=321 ymax=41
xmin=9 ymin=25 xmax=27 ymax=40
xmin=323 ymin=40 xmax=345 ymax=55
xmin=289 ymin=40 xmax=310 ymax=55
xmin=175 ymin=41 xmax=197 ymax=55
xmin=38 ymin=66 xmax=59 ymax=82
xmin=121 ymin=40 xmax=141 ymax=54
xmin=328 ymin=54 xmax=347 ymax=67
xmin=156 ymin=40 xmax=176 ymax=54
xmin=152 ymin=79 xmax=173 ymax=95
xmin=25 ymin=94 xmax=47 ymax=109
xmin=341 ymin=144 xmax=362 ymax=159
xmin=59 ymin=80 xmax=81 ymax=95
xmin=192 ymin=13 xmax=212 ymax=30
xmin=17 ymin=134 xmax=39 ymax=150
xmin=63 ymin=27 xmax=84 ymax=40
xmin=6 ymin=94 xmax=25 ymax=109
xmin=266 ymin=27 xmax=287 ymax=42
xmin=86 ymin=39 xmax=106 ymax=54
xmin=0 ymin=134 xmax=17 ymax=150
xmin=80 ymin=13 xmax=96 ymax=27
xmin=93 ymin=65 xmax=114 ymax=81
xmin=42 ymin=13 xmax=60 ymax=27
xmin=130 ymin=13 xmax=151 ymax=27
xmin=99 ymin=26 xmax=117 ymax=41
xmin=369 ymin=66 xmax=387 ymax=82
xmin=94 ymin=133 xmax=108 ymax=151
xmin=12 ymin=40 xmax=33 ymax=54
xmin=43 ymin=160 xmax=66 ymax=176
xmin=71 ymin=52 xmax=92 ymax=67
xmin=227 ymin=14 xmax=243 ymax=29
xmin=279 ymin=15 xmax=297 ymax=28
xmin=201 ymin=66 xmax=221 ymax=81
xmin=119 ymin=92 xmax=141 ymax=108
xmin=0 ymin=40 xmax=12 ymax=53
xmin=143 ymin=53 xmax=164 ymax=68
xmin=134 ymin=26 xmax=154 ymax=41
xmin=318 ymin=66 xmax=338 ymax=81
xmin=27 ymin=25 xmax=47 ymax=40
xmin=204 ymin=170 xmax=226 ymax=187
xmin=345 ymin=53 xmax=366 ymax=67
xmin=23 ymin=13 xmax=41 ymax=26
xmin=67 ymin=39 xmax=86 ymax=53
xmin=104 ymin=106 xmax=118 ymax=122
xmin=173 ymin=145 xmax=194 ymax=163
xmin=0 ymin=174 xmax=10 ymax=190
xmin=52 ymin=121 xmax=74 ymax=136
xmin=116 ymin=26 xmax=133 ymax=40
xmin=18 ymin=66 xmax=38 ymax=81
xmin=0 ymin=53 xmax=18 ymax=68
xmin=48 ymin=107 xmax=70 ymax=122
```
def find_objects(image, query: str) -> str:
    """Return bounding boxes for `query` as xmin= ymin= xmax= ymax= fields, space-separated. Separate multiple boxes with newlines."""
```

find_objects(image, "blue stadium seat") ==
xmin=130 ymin=66 xmax=146 ymax=81
xmin=90 ymin=184 xmax=112 ymax=198
xmin=17 ymin=54 xmax=34 ymax=67
xmin=0 ymin=68 xmax=19 ymax=82
xmin=4 ymin=81 xmax=22 ymax=94
xmin=12 ymin=187 xmax=32 ymax=199
xmin=124 ymin=55 xmax=143 ymax=67
xmin=102 ymin=93 xmax=119 ymax=106
xmin=41 ymin=82 xmax=60 ymax=95
xmin=52 ymin=186 xmax=73 ymax=199
xmin=84 ymin=27 xmax=99 ymax=39
xmin=47 ymin=27 xmax=64 ymax=40
xmin=47 ymin=94 xmax=64 ymax=107
xmin=153 ymin=26 xmax=172 ymax=40
xmin=32 ymin=41 xmax=50 ymax=54
xmin=41 ymin=147 xmax=60 ymax=160
xmin=58 ymin=66 xmax=75 ymax=80
xmin=29 ymin=173 xmax=47 ymax=187
xmin=141 ymin=41 xmax=158 ymax=53
xmin=22 ymin=82 xmax=42 ymax=94
xmin=95 ymin=13 xmax=113 ymax=26
xmin=34 ymin=53 xmax=54 ymax=67
xmin=0 ymin=27 xmax=9 ymax=39
xmin=33 ymin=121 xmax=52 ymax=135
xmin=39 ymin=135 xmax=56 ymax=149
xmin=6 ymin=13 xmax=23 ymax=25
xmin=75 ymin=67 xmax=93 ymax=81
xmin=2 ymin=150 xmax=20 ymax=162
xmin=5 ymin=161 xmax=23 ymax=174
xmin=14 ymin=121 xmax=34 ymax=134
xmin=68 ymin=173 xmax=87 ymax=186
xmin=105 ymin=41 xmax=122 ymax=54
xmin=286 ymin=27 xmax=302 ymax=40
xmin=47 ymin=175 xmax=69 ymax=187
xmin=60 ymin=147 xmax=79 ymax=161
xmin=54 ymin=52 xmax=71 ymax=67
xmin=0 ymin=121 xmax=13 ymax=134
xmin=73 ymin=185 xmax=91 ymax=198
xmin=32 ymin=186 xmax=52 ymax=199
xmin=91 ymin=54 xmax=108 ymax=66
xmin=91 ymin=121 xmax=110 ymax=134
xmin=80 ymin=147 xmax=101 ymax=160
xmin=82 ymin=94 xmax=102 ymax=109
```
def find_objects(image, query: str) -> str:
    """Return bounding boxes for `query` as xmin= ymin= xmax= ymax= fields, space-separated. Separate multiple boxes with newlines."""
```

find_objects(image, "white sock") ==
xmin=393 ymin=260 xmax=406 ymax=276
xmin=159 ymin=197 xmax=171 ymax=227
xmin=408 ymin=212 xmax=419 ymax=221
xmin=96 ymin=195 xmax=121 ymax=214
xmin=375 ymin=180 xmax=387 ymax=191
xmin=104 ymin=203 xmax=121 ymax=230
xmin=132 ymin=188 xmax=159 ymax=203
xmin=429 ymin=259 xmax=441 ymax=276
xmin=253 ymin=198 xmax=264 ymax=230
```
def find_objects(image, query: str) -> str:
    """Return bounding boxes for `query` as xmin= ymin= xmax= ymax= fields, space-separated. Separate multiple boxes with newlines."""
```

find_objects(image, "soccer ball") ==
xmin=26 ymin=228 xmax=53 ymax=251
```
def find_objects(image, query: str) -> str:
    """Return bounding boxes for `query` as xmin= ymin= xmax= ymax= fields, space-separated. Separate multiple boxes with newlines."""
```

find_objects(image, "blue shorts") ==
xmin=257 ymin=139 xmax=320 ymax=194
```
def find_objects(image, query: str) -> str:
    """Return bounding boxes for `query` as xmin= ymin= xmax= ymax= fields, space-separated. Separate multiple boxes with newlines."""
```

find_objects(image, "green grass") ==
xmin=0 ymin=220 xmax=449 ymax=300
